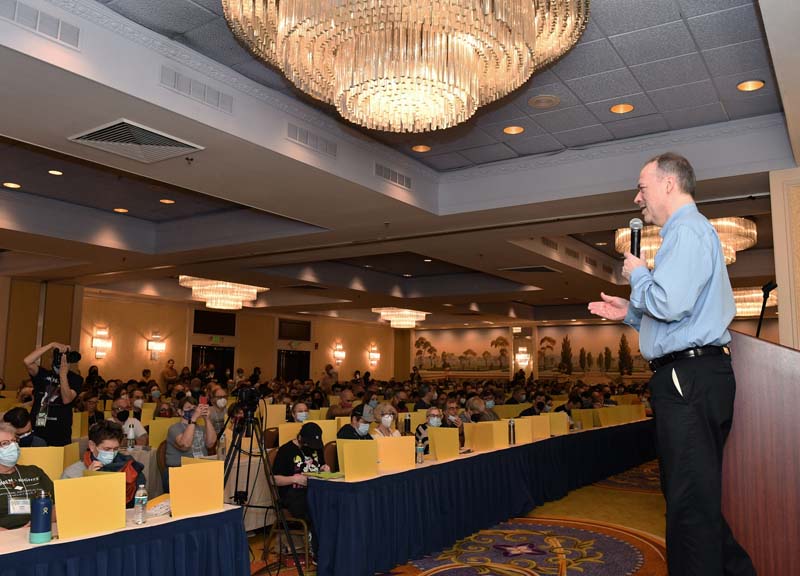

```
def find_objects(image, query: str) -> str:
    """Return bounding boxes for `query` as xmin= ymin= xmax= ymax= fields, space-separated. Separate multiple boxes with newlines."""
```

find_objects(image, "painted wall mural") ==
xmin=536 ymin=324 xmax=649 ymax=376
xmin=414 ymin=328 xmax=512 ymax=372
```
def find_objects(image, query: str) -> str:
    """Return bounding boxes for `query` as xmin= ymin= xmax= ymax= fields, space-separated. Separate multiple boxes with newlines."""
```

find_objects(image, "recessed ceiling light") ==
xmin=443 ymin=303 xmax=453 ymax=307
xmin=571 ymin=319 xmax=577 ymax=322
xmin=737 ymin=80 xmax=764 ymax=92
xmin=610 ymin=103 xmax=634 ymax=114
xmin=503 ymin=125 xmax=525 ymax=135
xmin=562 ymin=297 xmax=569 ymax=300
xmin=595 ymin=241 xmax=608 ymax=246
xmin=403 ymin=273 xmax=412 ymax=278
xmin=2 ymin=182 xmax=21 ymax=189
xmin=113 ymin=208 xmax=129 ymax=213
xmin=48 ymin=170 xmax=63 ymax=176
xmin=364 ymin=264 xmax=372 ymax=268
xmin=528 ymin=94 xmax=560 ymax=110
xmin=542 ymin=320 xmax=548 ymax=323
xmin=423 ymin=258 xmax=432 ymax=263
xmin=463 ymin=323 xmax=469 ymax=326
xmin=411 ymin=145 xmax=431 ymax=153
xmin=159 ymin=198 xmax=175 ymax=204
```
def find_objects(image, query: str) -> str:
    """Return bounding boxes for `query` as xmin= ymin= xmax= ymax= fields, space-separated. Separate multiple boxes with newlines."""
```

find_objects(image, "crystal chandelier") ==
xmin=733 ymin=287 xmax=778 ymax=317
xmin=372 ymin=307 xmax=429 ymax=328
xmin=222 ymin=0 xmax=589 ymax=132
xmin=614 ymin=217 xmax=757 ymax=268
xmin=179 ymin=275 xmax=268 ymax=310
xmin=515 ymin=346 xmax=530 ymax=368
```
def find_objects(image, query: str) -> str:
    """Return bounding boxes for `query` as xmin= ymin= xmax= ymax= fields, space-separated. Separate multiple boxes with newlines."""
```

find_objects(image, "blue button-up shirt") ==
xmin=623 ymin=203 xmax=735 ymax=360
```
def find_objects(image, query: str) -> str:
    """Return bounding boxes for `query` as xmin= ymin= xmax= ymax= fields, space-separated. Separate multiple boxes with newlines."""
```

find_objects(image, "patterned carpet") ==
xmin=593 ymin=460 xmax=662 ymax=495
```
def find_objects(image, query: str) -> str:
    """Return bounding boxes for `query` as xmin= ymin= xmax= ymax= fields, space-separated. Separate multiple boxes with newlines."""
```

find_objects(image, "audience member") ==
xmin=413 ymin=384 xmax=436 ymax=411
xmin=506 ymin=386 xmax=526 ymax=404
xmin=391 ymin=389 xmax=409 ymax=414
xmin=3 ymin=407 xmax=47 ymax=447
xmin=164 ymin=397 xmax=217 ymax=491
xmin=337 ymin=404 xmax=372 ymax=440
xmin=325 ymin=389 xmax=354 ymax=419
xmin=290 ymin=402 xmax=310 ymax=424
xmin=371 ymin=403 xmax=401 ymax=438
xmin=109 ymin=398 xmax=148 ymax=446
xmin=415 ymin=406 xmax=443 ymax=455
xmin=209 ymin=387 xmax=229 ymax=434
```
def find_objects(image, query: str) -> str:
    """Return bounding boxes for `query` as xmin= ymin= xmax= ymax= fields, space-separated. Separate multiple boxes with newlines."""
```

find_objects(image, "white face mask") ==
xmin=357 ymin=422 xmax=370 ymax=435
xmin=133 ymin=399 xmax=144 ymax=409
xmin=216 ymin=398 xmax=228 ymax=409
xmin=381 ymin=414 xmax=394 ymax=428
xmin=296 ymin=411 xmax=309 ymax=422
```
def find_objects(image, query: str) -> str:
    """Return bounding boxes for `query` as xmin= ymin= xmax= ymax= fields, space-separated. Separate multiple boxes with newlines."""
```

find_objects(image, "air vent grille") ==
xmin=375 ymin=163 xmax=412 ymax=190
xmin=602 ymin=264 xmax=614 ymax=275
xmin=584 ymin=256 xmax=597 ymax=268
xmin=565 ymin=247 xmax=580 ymax=259
xmin=68 ymin=119 xmax=204 ymax=164
xmin=0 ymin=0 xmax=80 ymax=48
xmin=540 ymin=237 xmax=559 ymax=251
xmin=160 ymin=66 xmax=233 ymax=114
xmin=499 ymin=265 xmax=561 ymax=273
xmin=287 ymin=123 xmax=337 ymax=157
xmin=288 ymin=285 xmax=326 ymax=290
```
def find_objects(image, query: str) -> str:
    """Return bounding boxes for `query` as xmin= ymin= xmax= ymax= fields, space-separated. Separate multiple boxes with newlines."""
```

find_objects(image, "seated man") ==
xmin=290 ymin=402 xmax=310 ymax=423
xmin=273 ymin=423 xmax=329 ymax=558
xmin=413 ymin=385 xmax=436 ymax=411
xmin=506 ymin=386 xmax=526 ymax=404
xmin=164 ymin=397 xmax=217 ymax=492
xmin=109 ymin=397 xmax=148 ymax=446
xmin=0 ymin=422 xmax=55 ymax=530
xmin=83 ymin=394 xmax=106 ymax=427
xmin=3 ymin=407 xmax=47 ymax=447
xmin=325 ymin=389 xmax=354 ymax=420
xmin=459 ymin=396 xmax=488 ymax=424
xmin=61 ymin=421 xmax=145 ymax=508
xmin=442 ymin=399 xmax=465 ymax=447
xmin=391 ymin=389 xmax=409 ymax=414
xmin=518 ymin=392 xmax=547 ymax=417
xmin=480 ymin=391 xmax=501 ymax=421
xmin=337 ymin=404 xmax=372 ymax=440
xmin=414 ymin=406 xmax=443 ymax=455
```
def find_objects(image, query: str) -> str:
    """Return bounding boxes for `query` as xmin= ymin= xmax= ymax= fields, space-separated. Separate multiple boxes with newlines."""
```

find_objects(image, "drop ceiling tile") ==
xmin=663 ymin=102 xmax=728 ymax=130
xmin=512 ymin=82 xmax=581 ymax=115
xmin=723 ymin=92 xmax=781 ymax=120
xmin=178 ymin=18 xmax=253 ymax=67
xmin=702 ymin=39 xmax=771 ymax=78
xmin=550 ymin=39 xmax=624 ymax=81
xmin=577 ymin=21 xmax=605 ymax=44
xmin=473 ymin=101 xmax=530 ymax=127
xmin=674 ymin=0 xmax=753 ymax=18
xmin=534 ymin=105 xmax=600 ymax=133
xmin=687 ymin=3 xmax=764 ymax=51
xmin=481 ymin=117 xmax=545 ymax=141
xmin=609 ymin=21 xmax=695 ymax=66
xmin=566 ymin=68 xmax=643 ymax=103
xmin=589 ymin=0 xmax=681 ymax=36
xmin=107 ymin=0 xmax=217 ymax=36
xmin=712 ymin=68 xmax=775 ymax=100
xmin=504 ymin=134 xmax=564 ymax=156
xmin=459 ymin=143 xmax=518 ymax=164
xmin=187 ymin=0 xmax=224 ymax=15
xmin=648 ymin=80 xmax=719 ymax=112
xmin=586 ymin=93 xmax=657 ymax=122
xmin=606 ymin=114 xmax=669 ymax=139
xmin=420 ymin=152 xmax=473 ymax=171
xmin=523 ymin=68 xmax=560 ymax=90
xmin=232 ymin=60 xmax=293 ymax=91
xmin=552 ymin=124 xmax=614 ymax=148
xmin=630 ymin=53 xmax=710 ymax=91
xmin=424 ymin=127 xmax=498 ymax=155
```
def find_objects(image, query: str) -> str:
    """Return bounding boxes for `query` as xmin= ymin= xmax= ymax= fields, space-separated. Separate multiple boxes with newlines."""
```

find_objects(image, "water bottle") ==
xmin=218 ymin=431 xmax=227 ymax=461
xmin=127 ymin=424 xmax=136 ymax=450
xmin=508 ymin=419 xmax=516 ymax=445
xmin=134 ymin=484 xmax=148 ymax=525
xmin=29 ymin=490 xmax=52 ymax=544
xmin=415 ymin=440 xmax=425 ymax=464
xmin=404 ymin=413 xmax=411 ymax=435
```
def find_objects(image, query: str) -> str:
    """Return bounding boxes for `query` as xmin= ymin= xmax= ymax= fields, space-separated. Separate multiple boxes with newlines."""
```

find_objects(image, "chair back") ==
xmin=264 ymin=427 xmax=279 ymax=448
xmin=156 ymin=440 xmax=167 ymax=475
xmin=324 ymin=440 xmax=338 ymax=473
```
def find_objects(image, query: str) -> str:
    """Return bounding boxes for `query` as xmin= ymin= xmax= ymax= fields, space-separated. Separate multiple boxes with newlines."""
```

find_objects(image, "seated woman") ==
xmin=370 ymin=403 xmax=401 ymax=438
xmin=61 ymin=421 xmax=145 ymax=508
xmin=0 ymin=422 xmax=55 ymax=530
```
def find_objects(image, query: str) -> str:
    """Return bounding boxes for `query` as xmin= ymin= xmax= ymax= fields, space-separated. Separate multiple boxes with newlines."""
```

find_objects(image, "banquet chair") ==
xmin=265 ymin=448 xmax=310 ymax=570
xmin=324 ymin=440 xmax=338 ymax=473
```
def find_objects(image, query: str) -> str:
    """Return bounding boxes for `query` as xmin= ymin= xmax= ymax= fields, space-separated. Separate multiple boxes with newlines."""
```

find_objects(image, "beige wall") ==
xmin=393 ymin=329 xmax=411 ymax=381
xmin=729 ymin=318 xmax=780 ymax=344
xmin=308 ymin=317 xmax=394 ymax=382
xmin=237 ymin=313 xmax=277 ymax=378
xmin=770 ymin=167 xmax=800 ymax=348
xmin=3 ymin=280 xmax=40 ymax=388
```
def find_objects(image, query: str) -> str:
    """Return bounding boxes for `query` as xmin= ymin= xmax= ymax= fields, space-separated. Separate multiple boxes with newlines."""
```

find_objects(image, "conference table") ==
xmin=308 ymin=418 xmax=656 ymax=576
xmin=0 ymin=505 xmax=250 ymax=576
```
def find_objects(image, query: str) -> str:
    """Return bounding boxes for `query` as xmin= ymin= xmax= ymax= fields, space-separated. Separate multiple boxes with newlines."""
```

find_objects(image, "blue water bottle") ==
xmin=29 ymin=490 xmax=53 ymax=544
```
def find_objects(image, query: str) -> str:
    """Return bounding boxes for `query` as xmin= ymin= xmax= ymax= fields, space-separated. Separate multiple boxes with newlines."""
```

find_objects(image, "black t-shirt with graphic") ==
xmin=30 ymin=368 xmax=83 ymax=446
xmin=0 ymin=464 xmax=54 ymax=530
xmin=272 ymin=441 xmax=325 ymax=499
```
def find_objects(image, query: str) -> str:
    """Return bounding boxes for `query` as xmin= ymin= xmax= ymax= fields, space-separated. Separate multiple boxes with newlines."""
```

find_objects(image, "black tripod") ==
xmin=221 ymin=405 xmax=305 ymax=576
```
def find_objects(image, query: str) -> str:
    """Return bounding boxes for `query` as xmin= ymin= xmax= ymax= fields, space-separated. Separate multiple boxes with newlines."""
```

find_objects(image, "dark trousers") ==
xmin=649 ymin=354 xmax=756 ymax=576
xmin=281 ymin=489 xmax=318 ymax=556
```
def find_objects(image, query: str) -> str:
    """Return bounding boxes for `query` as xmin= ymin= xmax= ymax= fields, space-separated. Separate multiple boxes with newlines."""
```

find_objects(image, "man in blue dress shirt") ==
xmin=589 ymin=153 xmax=755 ymax=576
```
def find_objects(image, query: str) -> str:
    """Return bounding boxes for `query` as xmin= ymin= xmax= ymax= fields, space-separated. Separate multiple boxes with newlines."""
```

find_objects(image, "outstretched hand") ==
xmin=588 ymin=292 xmax=630 ymax=321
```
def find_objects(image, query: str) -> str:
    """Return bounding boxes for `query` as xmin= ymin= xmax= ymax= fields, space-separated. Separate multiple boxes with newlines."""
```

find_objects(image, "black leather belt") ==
xmin=648 ymin=345 xmax=730 ymax=372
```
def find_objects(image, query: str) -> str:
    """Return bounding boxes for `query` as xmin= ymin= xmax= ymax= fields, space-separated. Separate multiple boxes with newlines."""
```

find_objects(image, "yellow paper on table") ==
xmin=505 ymin=419 xmax=533 ymax=445
xmin=278 ymin=423 xmax=303 ymax=447
xmin=547 ymin=411 xmax=570 ymax=436
xmin=308 ymin=420 xmax=337 ymax=447
xmin=336 ymin=416 xmax=351 ymax=431
xmin=407 ymin=411 xmax=427 ymax=433
xmin=490 ymin=421 xmax=509 ymax=449
xmin=572 ymin=409 xmax=598 ymax=430
xmin=463 ymin=423 xmax=475 ymax=450
xmin=376 ymin=436 xmax=414 ymax=473
xmin=62 ymin=441 xmax=80 ymax=470
xmin=54 ymin=473 xmax=126 ymax=539
xmin=140 ymin=403 xmax=157 ymax=425
xmin=170 ymin=459 xmax=224 ymax=518
xmin=104 ymin=410 xmax=112 ymax=421
xmin=72 ymin=412 xmax=88 ymax=439
xmin=337 ymin=439 xmax=378 ymax=481
xmin=18 ymin=446 xmax=65 ymax=481
xmin=472 ymin=422 xmax=498 ymax=452
xmin=428 ymin=427 xmax=459 ymax=461
xmin=264 ymin=404 xmax=287 ymax=427
xmin=148 ymin=417 xmax=181 ymax=449
xmin=524 ymin=415 xmax=551 ymax=440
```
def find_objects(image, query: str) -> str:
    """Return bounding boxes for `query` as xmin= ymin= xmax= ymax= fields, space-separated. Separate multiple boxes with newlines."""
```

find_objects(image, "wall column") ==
xmin=769 ymin=166 xmax=800 ymax=349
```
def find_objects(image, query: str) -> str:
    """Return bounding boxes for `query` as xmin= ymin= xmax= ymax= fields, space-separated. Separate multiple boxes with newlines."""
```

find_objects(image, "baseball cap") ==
xmin=351 ymin=403 xmax=372 ymax=423
xmin=299 ymin=422 xmax=324 ymax=451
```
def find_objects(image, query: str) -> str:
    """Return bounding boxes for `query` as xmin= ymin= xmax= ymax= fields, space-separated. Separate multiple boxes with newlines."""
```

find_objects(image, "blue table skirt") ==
xmin=308 ymin=419 xmax=656 ymax=576
xmin=1 ymin=507 xmax=250 ymax=576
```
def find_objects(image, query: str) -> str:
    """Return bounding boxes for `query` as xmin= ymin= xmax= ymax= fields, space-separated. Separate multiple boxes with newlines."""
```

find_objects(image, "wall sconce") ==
xmin=92 ymin=327 xmax=112 ymax=359
xmin=515 ymin=346 xmax=530 ymax=369
xmin=333 ymin=342 xmax=346 ymax=366
xmin=147 ymin=332 xmax=166 ymax=361
xmin=368 ymin=343 xmax=380 ymax=367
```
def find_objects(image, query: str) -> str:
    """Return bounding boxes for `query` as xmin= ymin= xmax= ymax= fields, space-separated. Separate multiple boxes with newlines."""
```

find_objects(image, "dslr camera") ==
xmin=53 ymin=348 xmax=81 ymax=369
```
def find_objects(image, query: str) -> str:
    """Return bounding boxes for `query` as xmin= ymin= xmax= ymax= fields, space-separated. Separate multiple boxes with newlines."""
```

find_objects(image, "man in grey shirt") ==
xmin=164 ymin=396 xmax=217 ymax=491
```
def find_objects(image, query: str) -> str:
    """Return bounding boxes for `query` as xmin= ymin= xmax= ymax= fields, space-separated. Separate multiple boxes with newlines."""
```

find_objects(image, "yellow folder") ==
xmin=71 ymin=412 xmax=88 ymax=439
xmin=62 ymin=441 xmax=80 ymax=470
xmin=278 ymin=423 xmax=303 ymax=447
xmin=336 ymin=439 xmax=378 ymax=481
xmin=264 ymin=404 xmax=287 ymax=427
xmin=523 ymin=415 xmax=551 ymax=440
xmin=140 ymin=403 xmax=158 ymax=425
xmin=376 ymin=436 xmax=415 ymax=473
xmin=472 ymin=422 xmax=499 ymax=452
xmin=170 ymin=459 xmax=224 ymax=518
xmin=54 ymin=473 xmax=126 ymax=539
xmin=335 ymin=416 xmax=351 ymax=431
xmin=547 ymin=411 xmax=570 ymax=436
xmin=18 ymin=446 xmax=65 ymax=481
xmin=307 ymin=409 xmax=324 ymax=421
xmin=148 ymin=417 xmax=181 ymax=449
xmin=428 ymin=427 xmax=459 ymax=461
xmin=493 ymin=404 xmax=531 ymax=419
xmin=309 ymin=420 xmax=337 ymax=447
xmin=572 ymin=409 xmax=598 ymax=430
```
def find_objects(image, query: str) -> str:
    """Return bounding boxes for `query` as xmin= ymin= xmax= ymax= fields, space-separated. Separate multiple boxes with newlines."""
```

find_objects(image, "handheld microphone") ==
xmin=629 ymin=218 xmax=643 ymax=258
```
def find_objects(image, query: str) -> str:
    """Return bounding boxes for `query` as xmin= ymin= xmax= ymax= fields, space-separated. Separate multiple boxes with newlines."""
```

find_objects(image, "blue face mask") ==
xmin=151 ymin=390 xmax=161 ymax=399
xmin=485 ymin=400 xmax=495 ymax=409
xmin=368 ymin=399 xmax=378 ymax=408
xmin=0 ymin=442 xmax=20 ymax=468
xmin=97 ymin=449 xmax=117 ymax=466
xmin=428 ymin=417 xmax=442 ymax=428
xmin=357 ymin=422 xmax=370 ymax=435
xmin=183 ymin=409 xmax=195 ymax=421
xmin=296 ymin=411 xmax=309 ymax=422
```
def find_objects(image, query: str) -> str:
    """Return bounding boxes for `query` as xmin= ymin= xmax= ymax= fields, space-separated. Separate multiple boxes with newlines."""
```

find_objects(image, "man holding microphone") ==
xmin=588 ymin=153 xmax=755 ymax=576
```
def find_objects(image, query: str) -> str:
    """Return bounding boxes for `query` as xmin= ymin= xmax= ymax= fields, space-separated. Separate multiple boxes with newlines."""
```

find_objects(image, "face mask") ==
xmin=460 ymin=398 xmax=466 ymax=406
xmin=428 ymin=417 xmax=442 ymax=428
xmin=183 ymin=409 xmax=195 ymax=421
xmin=216 ymin=398 xmax=227 ymax=409
xmin=120 ymin=394 xmax=128 ymax=400
xmin=296 ymin=411 xmax=309 ymax=423
xmin=0 ymin=442 xmax=20 ymax=467
xmin=133 ymin=399 xmax=144 ymax=409
xmin=357 ymin=422 xmax=370 ymax=435
xmin=18 ymin=431 xmax=34 ymax=447
xmin=520 ymin=394 xmax=527 ymax=402
xmin=381 ymin=414 xmax=394 ymax=428
xmin=369 ymin=399 xmax=378 ymax=408
xmin=116 ymin=410 xmax=130 ymax=422
xmin=544 ymin=404 xmax=552 ymax=413
xmin=485 ymin=400 xmax=495 ymax=409
xmin=151 ymin=390 xmax=161 ymax=399
xmin=97 ymin=449 xmax=117 ymax=466
xmin=448 ymin=414 xmax=458 ymax=422
xmin=536 ymin=402 xmax=545 ymax=412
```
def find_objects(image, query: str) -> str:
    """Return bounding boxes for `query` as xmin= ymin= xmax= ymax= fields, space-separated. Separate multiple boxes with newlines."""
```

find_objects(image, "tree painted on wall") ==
xmin=463 ymin=349 xmax=477 ymax=369
xmin=618 ymin=333 xmax=634 ymax=375
xmin=579 ymin=347 xmax=586 ymax=372
xmin=414 ymin=337 xmax=431 ymax=368
xmin=604 ymin=347 xmax=613 ymax=372
xmin=539 ymin=336 xmax=556 ymax=370
xmin=559 ymin=335 xmax=573 ymax=374
xmin=482 ymin=350 xmax=492 ymax=369
xmin=586 ymin=351 xmax=594 ymax=371
xmin=491 ymin=336 xmax=510 ymax=368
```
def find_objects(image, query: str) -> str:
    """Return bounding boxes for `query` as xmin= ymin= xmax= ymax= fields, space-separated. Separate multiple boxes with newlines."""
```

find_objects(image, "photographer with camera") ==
xmin=23 ymin=342 xmax=83 ymax=446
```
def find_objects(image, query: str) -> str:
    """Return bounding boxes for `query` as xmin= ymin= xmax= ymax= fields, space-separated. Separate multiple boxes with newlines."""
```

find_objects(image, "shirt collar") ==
xmin=659 ymin=202 xmax=697 ymax=238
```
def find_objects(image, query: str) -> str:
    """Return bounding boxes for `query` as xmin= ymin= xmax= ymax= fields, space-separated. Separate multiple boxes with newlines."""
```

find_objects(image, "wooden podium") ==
xmin=723 ymin=331 xmax=800 ymax=576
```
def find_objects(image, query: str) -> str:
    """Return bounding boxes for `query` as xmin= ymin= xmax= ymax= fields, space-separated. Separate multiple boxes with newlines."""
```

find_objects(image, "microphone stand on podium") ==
xmin=755 ymin=279 xmax=777 ymax=338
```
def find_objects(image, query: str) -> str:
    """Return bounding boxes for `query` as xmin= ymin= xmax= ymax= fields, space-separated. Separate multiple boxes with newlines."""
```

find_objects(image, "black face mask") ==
xmin=18 ymin=433 xmax=34 ymax=447
xmin=470 ymin=413 xmax=481 ymax=423
xmin=22 ymin=396 xmax=33 ymax=403
xmin=536 ymin=401 xmax=545 ymax=411
xmin=604 ymin=393 xmax=611 ymax=399
xmin=116 ymin=410 xmax=130 ymax=422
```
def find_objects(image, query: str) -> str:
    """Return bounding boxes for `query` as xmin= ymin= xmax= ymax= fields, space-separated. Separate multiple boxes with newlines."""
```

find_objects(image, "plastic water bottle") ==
xmin=127 ymin=424 xmax=136 ymax=450
xmin=415 ymin=440 xmax=425 ymax=464
xmin=218 ymin=431 xmax=227 ymax=461
xmin=508 ymin=419 xmax=516 ymax=445
xmin=134 ymin=484 xmax=148 ymax=525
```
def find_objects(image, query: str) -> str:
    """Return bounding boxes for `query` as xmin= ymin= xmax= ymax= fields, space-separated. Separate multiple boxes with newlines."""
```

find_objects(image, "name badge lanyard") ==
xmin=35 ymin=382 xmax=60 ymax=427
xmin=2 ymin=468 xmax=30 ymax=515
